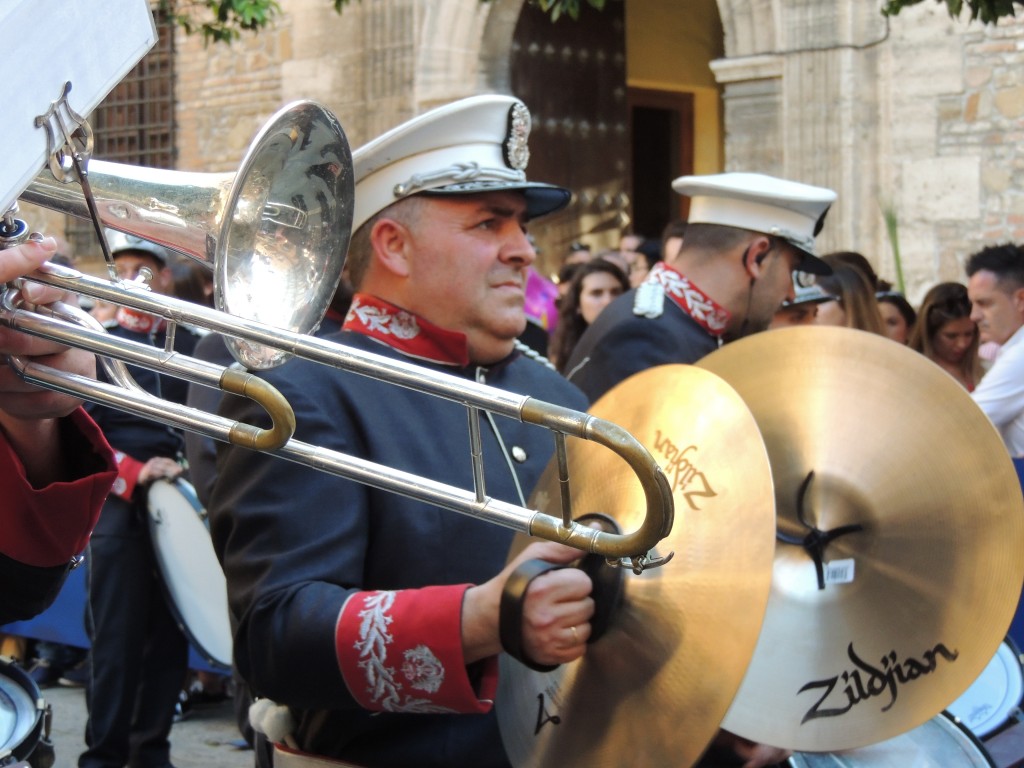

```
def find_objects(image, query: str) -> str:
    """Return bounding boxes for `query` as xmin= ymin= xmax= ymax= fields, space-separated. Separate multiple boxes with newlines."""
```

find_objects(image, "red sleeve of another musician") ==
xmin=335 ymin=585 xmax=498 ymax=714
xmin=1 ymin=408 xmax=117 ymax=567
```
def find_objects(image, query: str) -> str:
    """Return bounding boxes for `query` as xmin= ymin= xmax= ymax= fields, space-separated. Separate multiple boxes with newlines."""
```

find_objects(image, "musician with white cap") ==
xmin=209 ymin=95 xmax=594 ymax=768
xmin=769 ymin=272 xmax=839 ymax=328
xmin=563 ymin=172 xmax=836 ymax=768
xmin=79 ymin=230 xmax=201 ymax=768
xmin=565 ymin=172 xmax=837 ymax=403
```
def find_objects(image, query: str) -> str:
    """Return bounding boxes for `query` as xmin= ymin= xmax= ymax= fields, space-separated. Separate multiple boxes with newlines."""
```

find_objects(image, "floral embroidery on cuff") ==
xmin=353 ymin=591 xmax=455 ymax=714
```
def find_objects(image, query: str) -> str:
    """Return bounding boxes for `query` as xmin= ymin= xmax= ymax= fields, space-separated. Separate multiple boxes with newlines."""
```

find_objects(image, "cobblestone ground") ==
xmin=34 ymin=685 xmax=254 ymax=768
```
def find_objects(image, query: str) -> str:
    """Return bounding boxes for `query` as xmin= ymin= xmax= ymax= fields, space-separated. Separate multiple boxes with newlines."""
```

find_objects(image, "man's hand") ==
xmin=0 ymin=236 xmax=101 ymax=486
xmin=715 ymin=730 xmax=793 ymax=768
xmin=137 ymin=456 xmax=185 ymax=486
xmin=461 ymin=540 xmax=594 ymax=666
xmin=0 ymin=237 xmax=95 ymax=421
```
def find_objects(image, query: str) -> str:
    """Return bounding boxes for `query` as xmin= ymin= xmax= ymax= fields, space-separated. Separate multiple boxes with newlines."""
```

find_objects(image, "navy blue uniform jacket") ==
xmin=209 ymin=328 xmax=587 ymax=767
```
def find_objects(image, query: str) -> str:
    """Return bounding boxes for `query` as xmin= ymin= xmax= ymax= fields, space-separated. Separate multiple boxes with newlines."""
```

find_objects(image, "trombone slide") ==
xmin=3 ymin=264 xmax=674 ymax=568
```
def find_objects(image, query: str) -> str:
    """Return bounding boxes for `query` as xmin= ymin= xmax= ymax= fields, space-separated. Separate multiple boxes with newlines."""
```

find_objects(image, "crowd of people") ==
xmin=548 ymin=229 xmax=997 ymax=405
xmin=4 ymin=92 xmax=1024 ymax=768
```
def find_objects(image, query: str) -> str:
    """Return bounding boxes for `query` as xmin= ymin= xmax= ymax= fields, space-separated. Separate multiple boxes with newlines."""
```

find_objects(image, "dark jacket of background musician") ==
xmin=565 ymin=285 xmax=720 ymax=403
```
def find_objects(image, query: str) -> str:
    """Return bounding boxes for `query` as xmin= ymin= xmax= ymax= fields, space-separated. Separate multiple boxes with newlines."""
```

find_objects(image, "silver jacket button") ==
xmin=511 ymin=446 xmax=528 ymax=463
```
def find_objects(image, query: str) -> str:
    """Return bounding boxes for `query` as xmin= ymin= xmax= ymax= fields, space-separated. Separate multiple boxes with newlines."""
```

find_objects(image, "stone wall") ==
xmin=175 ymin=0 xmax=499 ymax=172
xmin=936 ymin=15 xmax=1024 ymax=279
xmin=714 ymin=0 xmax=1024 ymax=299
xmin=34 ymin=0 xmax=1024 ymax=299
xmin=175 ymin=9 xmax=289 ymax=173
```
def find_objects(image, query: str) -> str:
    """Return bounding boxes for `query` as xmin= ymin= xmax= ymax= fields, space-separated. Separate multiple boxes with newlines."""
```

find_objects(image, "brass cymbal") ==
xmin=697 ymin=325 xmax=1024 ymax=752
xmin=497 ymin=364 xmax=776 ymax=767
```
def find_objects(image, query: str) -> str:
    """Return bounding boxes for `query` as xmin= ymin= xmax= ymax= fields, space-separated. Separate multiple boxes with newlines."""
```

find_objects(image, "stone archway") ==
xmin=478 ymin=0 xmax=525 ymax=93
xmin=710 ymin=0 xmax=891 ymax=258
xmin=715 ymin=0 xmax=779 ymax=59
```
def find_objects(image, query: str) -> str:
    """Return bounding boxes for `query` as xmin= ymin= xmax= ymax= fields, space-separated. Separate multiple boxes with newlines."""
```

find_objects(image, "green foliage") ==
xmin=880 ymin=203 xmax=906 ymax=294
xmin=529 ymin=0 xmax=607 ymax=22
xmin=881 ymin=0 xmax=1020 ymax=25
xmin=167 ymin=0 xmax=606 ymax=44
xmin=162 ymin=0 xmax=282 ymax=45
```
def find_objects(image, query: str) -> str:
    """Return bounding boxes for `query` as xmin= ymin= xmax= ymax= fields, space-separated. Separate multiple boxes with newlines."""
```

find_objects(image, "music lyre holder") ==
xmin=33 ymin=81 xmax=120 ymax=281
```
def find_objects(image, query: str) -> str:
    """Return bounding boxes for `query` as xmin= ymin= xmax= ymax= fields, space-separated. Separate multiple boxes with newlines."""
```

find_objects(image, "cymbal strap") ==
xmin=499 ymin=559 xmax=565 ymax=672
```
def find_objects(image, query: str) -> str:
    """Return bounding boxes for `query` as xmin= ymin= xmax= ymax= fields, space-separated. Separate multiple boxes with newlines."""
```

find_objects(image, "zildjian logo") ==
xmin=798 ymin=642 xmax=959 ymax=723
xmin=652 ymin=432 xmax=716 ymax=510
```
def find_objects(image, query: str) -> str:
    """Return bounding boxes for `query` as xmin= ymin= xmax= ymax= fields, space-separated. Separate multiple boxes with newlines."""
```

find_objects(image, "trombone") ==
xmin=2 ymin=99 xmax=674 ymax=573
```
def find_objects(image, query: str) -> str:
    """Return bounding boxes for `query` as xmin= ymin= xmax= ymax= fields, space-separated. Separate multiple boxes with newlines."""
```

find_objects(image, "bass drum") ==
xmin=787 ymin=712 xmax=995 ymax=767
xmin=0 ymin=657 xmax=47 ymax=765
xmin=147 ymin=478 xmax=233 ymax=670
xmin=948 ymin=638 xmax=1024 ymax=739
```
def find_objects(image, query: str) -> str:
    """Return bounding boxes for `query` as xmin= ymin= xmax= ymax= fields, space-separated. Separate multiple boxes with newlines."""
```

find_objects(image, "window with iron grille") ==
xmin=68 ymin=4 xmax=176 ymax=258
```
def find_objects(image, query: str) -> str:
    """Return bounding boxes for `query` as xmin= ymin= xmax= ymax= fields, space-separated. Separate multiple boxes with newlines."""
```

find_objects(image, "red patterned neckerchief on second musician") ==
xmin=115 ymin=306 xmax=167 ymax=335
xmin=645 ymin=262 xmax=731 ymax=337
xmin=343 ymin=294 xmax=470 ymax=366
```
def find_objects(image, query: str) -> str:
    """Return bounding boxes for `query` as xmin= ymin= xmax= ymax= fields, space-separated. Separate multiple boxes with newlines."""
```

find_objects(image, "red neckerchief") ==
xmin=115 ymin=306 xmax=167 ymax=335
xmin=343 ymin=294 xmax=470 ymax=366
xmin=646 ymin=262 xmax=731 ymax=336
xmin=323 ymin=308 xmax=347 ymax=326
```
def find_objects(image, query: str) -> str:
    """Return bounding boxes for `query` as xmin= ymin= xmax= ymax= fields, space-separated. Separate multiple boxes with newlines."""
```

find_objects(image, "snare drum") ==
xmin=948 ymin=638 xmax=1024 ymax=739
xmin=787 ymin=712 xmax=995 ymax=767
xmin=147 ymin=478 xmax=233 ymax=670
xmin=0 ymin=658 xmax=46 ymax=765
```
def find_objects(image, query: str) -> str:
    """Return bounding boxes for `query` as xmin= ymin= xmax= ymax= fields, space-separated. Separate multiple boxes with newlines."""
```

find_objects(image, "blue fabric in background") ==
xmin=2 ymin=564 xmax=224 ymax=674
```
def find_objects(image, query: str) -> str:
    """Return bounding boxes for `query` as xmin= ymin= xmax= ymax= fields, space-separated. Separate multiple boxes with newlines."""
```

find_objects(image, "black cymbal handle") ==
xmin=499 ymin=559 xmax=564 ymax=672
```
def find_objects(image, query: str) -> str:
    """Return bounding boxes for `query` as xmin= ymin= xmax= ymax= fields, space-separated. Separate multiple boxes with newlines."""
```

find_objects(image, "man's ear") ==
xmin=368 ymin=218 xmax=412 ymax=278
xmin=1013 ymin=285 xmax=1024 ymax=316
xmin=743 ymin=236 xmax=773 ymax=279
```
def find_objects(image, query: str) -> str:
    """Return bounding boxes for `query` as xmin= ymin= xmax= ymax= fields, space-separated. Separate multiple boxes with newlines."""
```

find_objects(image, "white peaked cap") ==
xmin=351 ymin=95 xmax=571 ymax=233
xmin=103 ymin=228 xmax=172 ymax=265
xmin=672 ymin=172 xmax=837 ymax=275
xmin=784 ymin=272 xmax=838 ymax=306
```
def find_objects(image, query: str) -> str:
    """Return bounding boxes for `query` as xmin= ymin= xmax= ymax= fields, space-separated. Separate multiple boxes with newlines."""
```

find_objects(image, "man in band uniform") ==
xmin=209 ymin=95 xmax=595 ymax=768
xmin=79 ymin=232 xmax=200 ymax=768
xmin=564 ymin=173 xmax=836 ymax=403
xmin=563 ymin=172 xmax=837 ymax=767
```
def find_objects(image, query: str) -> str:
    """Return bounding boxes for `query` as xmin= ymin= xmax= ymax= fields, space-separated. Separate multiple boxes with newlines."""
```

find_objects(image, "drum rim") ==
xmin=146 ymin=478 xmax=233 ymax=671
xmin=0 ymin=657 xmax=46 ymax=762
xmin=947 ymin=636 xmax=1024 ymax=739
xmin=937 ymin=710 xmax=998 ymax=768
xmin=786 ymin=712 xmax=996 ymax=767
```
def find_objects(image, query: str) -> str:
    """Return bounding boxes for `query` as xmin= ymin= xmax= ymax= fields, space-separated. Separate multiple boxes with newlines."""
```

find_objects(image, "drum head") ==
xmin=787 ymin=713 xmax=995 ymax=767
xmin=0 ymin=659 xmax=44 ymax=762
xmin=147 ymin=479 xmax=233 ymax=669
xmin=947 ymin=639 xmax=1024 ymax=738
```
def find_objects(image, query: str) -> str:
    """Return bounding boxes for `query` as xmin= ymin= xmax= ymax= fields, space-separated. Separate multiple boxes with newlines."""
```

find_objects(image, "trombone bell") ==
xmin=21 ymin=100 xmax=355 ymax=370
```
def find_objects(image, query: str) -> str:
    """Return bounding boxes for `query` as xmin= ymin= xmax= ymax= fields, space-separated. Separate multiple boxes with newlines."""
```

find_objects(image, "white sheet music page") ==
xmin=0 ymin=0 xmax=157 ymax=213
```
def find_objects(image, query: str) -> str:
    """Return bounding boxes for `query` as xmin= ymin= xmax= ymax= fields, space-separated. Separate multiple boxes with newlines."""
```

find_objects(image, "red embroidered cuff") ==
xmin=335 ymin=584 xmax=496 ymax=714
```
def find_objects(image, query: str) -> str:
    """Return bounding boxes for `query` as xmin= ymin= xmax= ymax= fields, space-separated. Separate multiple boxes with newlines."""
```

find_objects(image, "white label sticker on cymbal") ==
xmin=824 ymin=558 xmax=855 ymax=585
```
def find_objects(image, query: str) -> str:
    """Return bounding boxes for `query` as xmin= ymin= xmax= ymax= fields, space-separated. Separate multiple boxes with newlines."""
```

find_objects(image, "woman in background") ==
xmin=876 ymin=289 xmax=917 ymax=344
xmin=909 ymin=282 xmax=981 ymax=391
xmin=814 ymin=254 xmax=887 ymax=335
xmin=550 ymin=258 xmax=629 ymax=373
